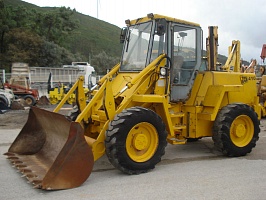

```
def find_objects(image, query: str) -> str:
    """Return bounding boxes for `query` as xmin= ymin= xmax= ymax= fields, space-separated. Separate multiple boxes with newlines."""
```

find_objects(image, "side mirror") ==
xmin=120 ymin=27 xmax=128 ymax=43
xmin=179 ymin=32 xmax=187 ymax=38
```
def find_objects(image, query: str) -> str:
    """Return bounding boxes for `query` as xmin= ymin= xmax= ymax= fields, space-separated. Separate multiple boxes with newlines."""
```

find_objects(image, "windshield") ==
xmin=120 ymin=22 xmax=153 ymax=71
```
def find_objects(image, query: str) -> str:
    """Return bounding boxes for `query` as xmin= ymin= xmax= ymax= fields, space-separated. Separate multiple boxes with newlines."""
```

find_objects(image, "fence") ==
xmin=30 ymin=67 xmax=82 ymax=84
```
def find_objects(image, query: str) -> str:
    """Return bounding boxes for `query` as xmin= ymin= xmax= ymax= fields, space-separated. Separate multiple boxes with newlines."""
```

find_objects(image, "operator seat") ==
xmin=172 ymin=55 xmax=184 ymax=84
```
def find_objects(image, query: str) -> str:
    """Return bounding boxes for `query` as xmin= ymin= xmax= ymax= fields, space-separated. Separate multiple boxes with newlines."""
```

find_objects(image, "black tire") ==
xmin=105 ymin=107 xmax=168 ymax=175
xmin=66 ymin=105 xmax=79 ymax=121
xmin=23 ymin=95 xmax=36 ymax=106
xmin=212 ymin=103 xmax=260 ymax=157
xmin=0 ymin=95 xmax=8 ymax=108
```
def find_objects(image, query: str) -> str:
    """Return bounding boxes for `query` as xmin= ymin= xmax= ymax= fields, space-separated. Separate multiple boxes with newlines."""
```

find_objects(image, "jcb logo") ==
xmin=240 ymin=75 xmax=256 ymax=84
xmin=240 ymin=76 xmax=248 ymax=84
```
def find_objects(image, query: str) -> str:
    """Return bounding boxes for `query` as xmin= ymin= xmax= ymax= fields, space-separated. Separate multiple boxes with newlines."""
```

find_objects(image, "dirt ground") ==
xmin=0 ymin=104 xmax=73 ymax=129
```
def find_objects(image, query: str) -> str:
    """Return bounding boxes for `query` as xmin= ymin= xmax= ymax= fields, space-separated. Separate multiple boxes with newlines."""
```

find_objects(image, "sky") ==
xmin=22 ymin=0 xmax=266 ymax=64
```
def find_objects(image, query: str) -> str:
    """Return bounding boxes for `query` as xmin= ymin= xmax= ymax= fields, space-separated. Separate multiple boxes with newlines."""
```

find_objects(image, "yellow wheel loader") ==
xmin=5 ymin=14 xmax=261 ymax=190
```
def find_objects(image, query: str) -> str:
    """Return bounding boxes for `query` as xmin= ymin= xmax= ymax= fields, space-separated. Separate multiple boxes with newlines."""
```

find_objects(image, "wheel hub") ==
xmin=234 ymin=124 xmax=246 ymax=138
xmin=230 ymin=114 xmax=254 ymax=147
xmin=133 ymin=134 xmax=148 ymax=150
xmin=126 ymin=122 xmax=159 ymax=162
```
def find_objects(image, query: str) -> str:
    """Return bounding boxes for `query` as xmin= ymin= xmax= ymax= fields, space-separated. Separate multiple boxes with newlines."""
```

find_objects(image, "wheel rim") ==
xmin=230 ymin=115 xmax=254 ymax=147
xmin=126 ymin=122 xmax=158 ymax=162
xmin=25 ymin=98 xmax=33 ymax=105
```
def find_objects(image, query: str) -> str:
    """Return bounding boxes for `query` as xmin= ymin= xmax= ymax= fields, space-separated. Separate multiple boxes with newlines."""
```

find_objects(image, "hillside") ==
xmin=3 ymin=0 xmax=123 ymax=60
xmin=68 ymin=11 xmax=123 ymax=59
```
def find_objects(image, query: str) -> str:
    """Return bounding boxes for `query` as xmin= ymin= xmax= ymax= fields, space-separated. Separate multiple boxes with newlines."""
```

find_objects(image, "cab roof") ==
xmin=128 ymin=14 xmax=200 ymax=27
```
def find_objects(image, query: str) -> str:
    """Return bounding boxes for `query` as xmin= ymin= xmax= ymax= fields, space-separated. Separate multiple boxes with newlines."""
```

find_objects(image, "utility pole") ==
xmin=97 ymin=0 xmax=99 ymax=19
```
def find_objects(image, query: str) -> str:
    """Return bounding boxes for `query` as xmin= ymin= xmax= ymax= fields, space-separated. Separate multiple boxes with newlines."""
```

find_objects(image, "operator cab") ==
xmin=120 ymin=14 xmax=202 ymax=102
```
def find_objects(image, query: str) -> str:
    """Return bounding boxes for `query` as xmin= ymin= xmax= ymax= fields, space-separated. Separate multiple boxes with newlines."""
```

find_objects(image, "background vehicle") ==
xmin=70 ymin=62 xmax=96 ymax=89
xmin=0 ymin=77 xmax=14 ymax=109
xmin=4 ymin=63 xmax=39 ymax=106
xmin=5 ymin=14 xmax=261 ymax=190
xmin=47 ymin=62 xmax=96 ymax=104
xmin=47 ymin=72 xmax=75 ymax=105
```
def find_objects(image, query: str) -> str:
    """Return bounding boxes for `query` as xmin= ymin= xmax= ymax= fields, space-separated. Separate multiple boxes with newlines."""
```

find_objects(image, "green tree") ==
xmin=34 ymin=7 xmax=79 ymax=46
xmin=0 ymin=0 xmax=16 ymax=54
xmin=38 ymin=40 xmax=84 ymax=67
xmin=0 ymin=1 xmax=81 ymax=69
xmin=92 ymin=51 xmax=120 ymax=75
xmin=5 ymin=28 xmax=43 ymax=66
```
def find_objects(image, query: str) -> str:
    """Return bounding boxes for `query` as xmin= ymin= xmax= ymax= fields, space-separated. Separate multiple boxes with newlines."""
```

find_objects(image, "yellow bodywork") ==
xmin=128 ymin=13 xmax=200 ymax=27
xmin=53 ymin=58 xmax=260 ymax=161
xmin=184 ymin=71 xmax=259 ymax=138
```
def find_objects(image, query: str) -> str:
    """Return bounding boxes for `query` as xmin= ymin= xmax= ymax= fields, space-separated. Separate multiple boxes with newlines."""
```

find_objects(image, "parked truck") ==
xmin=63 ymin=62 xmax=96 ymax=88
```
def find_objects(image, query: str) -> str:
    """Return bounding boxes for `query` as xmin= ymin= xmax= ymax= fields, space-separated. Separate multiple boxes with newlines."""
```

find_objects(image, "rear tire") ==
xmin=24 ymin=95 xmax=36 ymax=106
xmin=105 ymin=107 xmax=167 ymax=174
xmin=212 ymin=103 xmax=260 ymax=157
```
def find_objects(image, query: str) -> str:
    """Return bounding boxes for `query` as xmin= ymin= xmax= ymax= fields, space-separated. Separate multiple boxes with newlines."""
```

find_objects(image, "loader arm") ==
xmin=221 ymin=40 xmax=241 ymax=72
xmin=115 ymin=54 xmax=166 ymax=96
xmin=75 ymin=54 xmax=168 ymax=161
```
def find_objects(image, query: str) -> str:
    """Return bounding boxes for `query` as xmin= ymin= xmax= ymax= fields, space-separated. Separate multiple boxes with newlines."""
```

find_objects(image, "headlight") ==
xmin=160 ymin=67 xmax=167 ymax=76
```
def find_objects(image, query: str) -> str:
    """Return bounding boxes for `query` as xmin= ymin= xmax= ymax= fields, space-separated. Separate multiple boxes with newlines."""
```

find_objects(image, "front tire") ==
xmin=212 ymin=103 xmax=260 ymax=157
xmin=0 ymin=95 xmax=9 ymax=108
xmin=105 ymin=107 xmax=167 ymax=175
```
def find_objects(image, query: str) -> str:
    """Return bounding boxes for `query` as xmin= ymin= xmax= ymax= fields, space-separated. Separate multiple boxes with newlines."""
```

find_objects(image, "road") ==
xmin=1 ymin=120 xmax=266 ymax=200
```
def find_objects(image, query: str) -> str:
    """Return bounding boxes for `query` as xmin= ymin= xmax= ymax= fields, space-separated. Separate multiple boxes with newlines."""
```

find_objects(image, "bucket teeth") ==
xmin=12 ymin=160 xmax=23 ymax=164
xmin=21 ymin=169 xmax=32 ymax=174
xmin=15 ymin=164 xmax=27 ymax=169
xmin=26 ymin=173 xmax=38 ymax=179
xmin=7 ymin=156 xmax=19 ymax=160
xmin=32 ymin=180 xmax=43 ymax=189
xmin=4 ymin=152 xmax=15 ymax=156
xmin=33 ymin=184 xmax=42 ymax=189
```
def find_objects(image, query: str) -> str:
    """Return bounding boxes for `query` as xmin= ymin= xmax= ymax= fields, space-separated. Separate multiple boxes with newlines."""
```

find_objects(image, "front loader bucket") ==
xmin=4 ymin=106 xmax=94 ymax=190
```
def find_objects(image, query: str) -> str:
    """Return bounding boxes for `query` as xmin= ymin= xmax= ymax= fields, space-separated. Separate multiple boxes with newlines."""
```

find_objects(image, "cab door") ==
xmin=170 ymin=24 xmax=202 ymax=102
